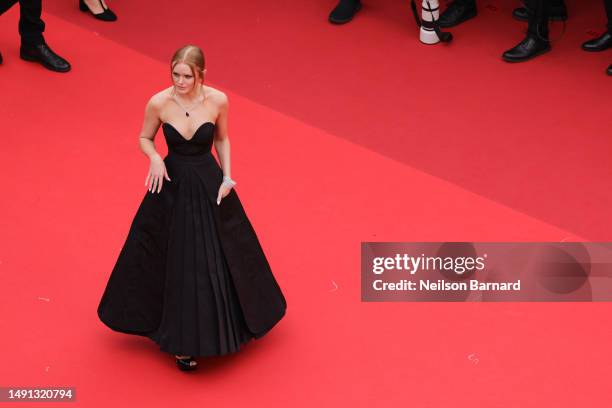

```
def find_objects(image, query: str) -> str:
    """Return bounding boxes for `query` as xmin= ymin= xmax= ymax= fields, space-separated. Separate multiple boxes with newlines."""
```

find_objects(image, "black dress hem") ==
xmin=97 ymin=306 xmax=286 ymax=358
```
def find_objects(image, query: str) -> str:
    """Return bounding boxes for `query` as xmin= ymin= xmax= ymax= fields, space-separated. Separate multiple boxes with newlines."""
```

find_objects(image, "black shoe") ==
xmin=582 ymin=32 xmax=612 ymax=52
xmin=328 ymin=0 xmax=362 ymax=24
xmin=607 ymin=64 xmax=612 ymax=76
xmin=175 ymin=355 xmax=198 ymax=371
xmin=79 ymin=0 xmax=117 ymax=21
xmin=20 ymin=43 xmax=71 ymax=72
xmin=502 ymin=35 xmax=551 ymax=63
xmin=512 ymin=5 xmax=567 ymax=22
xmin=438 ymin=1 xmax=477 ymax=28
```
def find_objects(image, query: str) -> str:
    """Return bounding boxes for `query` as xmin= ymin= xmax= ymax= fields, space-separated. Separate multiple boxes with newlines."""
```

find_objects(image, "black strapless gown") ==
xmin=97 ymin=121 xmax=287 ymax=357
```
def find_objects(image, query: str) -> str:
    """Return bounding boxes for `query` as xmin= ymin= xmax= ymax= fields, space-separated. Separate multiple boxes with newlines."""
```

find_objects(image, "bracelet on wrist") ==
xmin=222 ymin=176 xmax=236 ymax=188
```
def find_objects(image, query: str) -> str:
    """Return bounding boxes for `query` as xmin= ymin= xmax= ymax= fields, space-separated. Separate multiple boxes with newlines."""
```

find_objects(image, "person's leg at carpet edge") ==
xmin=0 ymin=0 xmax=71 ymax=71
xmin=502 ymin=0 xmax=551 ymax=63
xmin=581 ymin=0 xmax=612 ymax=53
xmin=17 ymin=0 xmax=44 ymax=46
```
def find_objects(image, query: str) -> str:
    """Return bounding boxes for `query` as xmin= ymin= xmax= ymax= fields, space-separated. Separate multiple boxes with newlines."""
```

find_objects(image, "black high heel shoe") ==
xmin=175 ymin=355 xmax=198 ymax=371
xmin=79 ymin=0 xmax=117 ymax=22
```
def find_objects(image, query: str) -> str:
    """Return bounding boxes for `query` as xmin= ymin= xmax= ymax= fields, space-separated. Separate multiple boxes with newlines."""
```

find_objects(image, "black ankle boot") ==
xmin=20 ymin=43 xmax=71 ymax=72
xmin=607 ymin=64 xmax=612 ymax=76
xmin=438 ymin=0 xmax=477 ymax=28
xmin=582 ymin=32 xmax=612 ymax=52
xmin=328 ymin=0 xmax=362 ymax=24
xmin=502 ymin=35 xmax=551 ymax=63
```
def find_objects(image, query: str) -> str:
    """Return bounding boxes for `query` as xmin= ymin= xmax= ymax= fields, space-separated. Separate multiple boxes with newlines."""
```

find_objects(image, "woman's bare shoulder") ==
xmin=204 ymin=86 xmax=228 ymax=107
xmin=147 ymin=87 xmax=174 ymax=109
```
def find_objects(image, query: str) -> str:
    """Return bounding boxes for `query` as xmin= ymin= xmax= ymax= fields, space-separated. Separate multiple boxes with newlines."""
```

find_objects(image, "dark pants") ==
xmin=0 ymin=0 xmax=45 ymax=46
xmin=605 ymin=0 xmax=612 ymax=33
xmin=543 ymin=0 xmax=612 ymax=34
xmin=526 ymin=0 xmax=612 ymax=38
xmin=456 ymin=0 xmax=610 ymax=35
xmin=526 ymin=0 xmax=550 ymax=38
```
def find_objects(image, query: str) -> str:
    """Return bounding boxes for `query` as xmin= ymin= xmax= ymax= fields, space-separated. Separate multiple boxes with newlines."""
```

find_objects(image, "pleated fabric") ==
xmin=97 ymin=122 xmax=286 ymax=358
xmin=147 ymin=166 xmax=254 ymax=357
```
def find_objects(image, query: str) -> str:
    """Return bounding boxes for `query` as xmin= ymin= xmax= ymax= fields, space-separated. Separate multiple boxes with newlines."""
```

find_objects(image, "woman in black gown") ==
xmin=97 ymin=45 xmax=287 ymax=371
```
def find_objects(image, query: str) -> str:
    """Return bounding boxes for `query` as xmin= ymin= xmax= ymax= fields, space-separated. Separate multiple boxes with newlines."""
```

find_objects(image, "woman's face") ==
xmin=172 ymin=62 xmax=200 ymax=94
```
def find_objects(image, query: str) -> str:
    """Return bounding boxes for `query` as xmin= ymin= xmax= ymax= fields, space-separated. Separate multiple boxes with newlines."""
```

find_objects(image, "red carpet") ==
xmin=1 ymin=1 xmax=611 ymax=406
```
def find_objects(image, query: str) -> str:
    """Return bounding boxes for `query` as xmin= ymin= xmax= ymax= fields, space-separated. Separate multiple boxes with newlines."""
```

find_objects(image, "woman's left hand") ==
xmin=216 ymin=184 xmax=232 ymax=205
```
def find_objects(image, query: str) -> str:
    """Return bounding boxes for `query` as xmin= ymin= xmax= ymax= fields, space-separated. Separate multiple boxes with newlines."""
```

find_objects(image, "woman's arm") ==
xmin=213 ymin=93 xmax=231 ymax=179
xmin=139 ymin=95 xmax=163 ymax=159
xmin=139 ymin=94 xmax=170 ymax=193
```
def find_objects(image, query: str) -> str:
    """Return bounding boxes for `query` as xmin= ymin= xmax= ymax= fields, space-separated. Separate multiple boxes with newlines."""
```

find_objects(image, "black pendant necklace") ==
xmin=172 ymin=86 xmax=205 ymax=117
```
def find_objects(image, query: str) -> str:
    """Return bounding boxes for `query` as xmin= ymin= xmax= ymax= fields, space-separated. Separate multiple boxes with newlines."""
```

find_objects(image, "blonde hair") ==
xmin=170 ymin=45 xmax=205 ymax=91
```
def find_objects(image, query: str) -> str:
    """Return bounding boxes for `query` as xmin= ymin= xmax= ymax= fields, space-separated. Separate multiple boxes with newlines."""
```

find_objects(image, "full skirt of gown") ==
xmin=97 ymin=122 xmax=287 ymax=357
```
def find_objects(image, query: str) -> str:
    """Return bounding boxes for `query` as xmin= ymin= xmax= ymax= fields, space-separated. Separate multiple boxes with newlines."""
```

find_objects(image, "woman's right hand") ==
xmin=145 ymin=154 xmax=171 ymax=193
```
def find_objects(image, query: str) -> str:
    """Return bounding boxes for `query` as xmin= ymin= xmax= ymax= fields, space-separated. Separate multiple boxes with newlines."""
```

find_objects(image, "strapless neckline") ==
xmin=163 ymin=121 xmax=215 ymax=142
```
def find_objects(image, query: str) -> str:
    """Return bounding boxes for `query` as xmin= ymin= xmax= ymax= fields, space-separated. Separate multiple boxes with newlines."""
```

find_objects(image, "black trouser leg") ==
xmin=526 ymin=0 xmax=549 ymax=38
xmin=0 ymin=0 xmax=45 ymax=45
xmin=605 ymin=0 xmax=612 ymax=33
xmin=17 ymin=0 xmax=45 ymax=45
xmin=551 ymin=0 xmax=564 ymax=8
